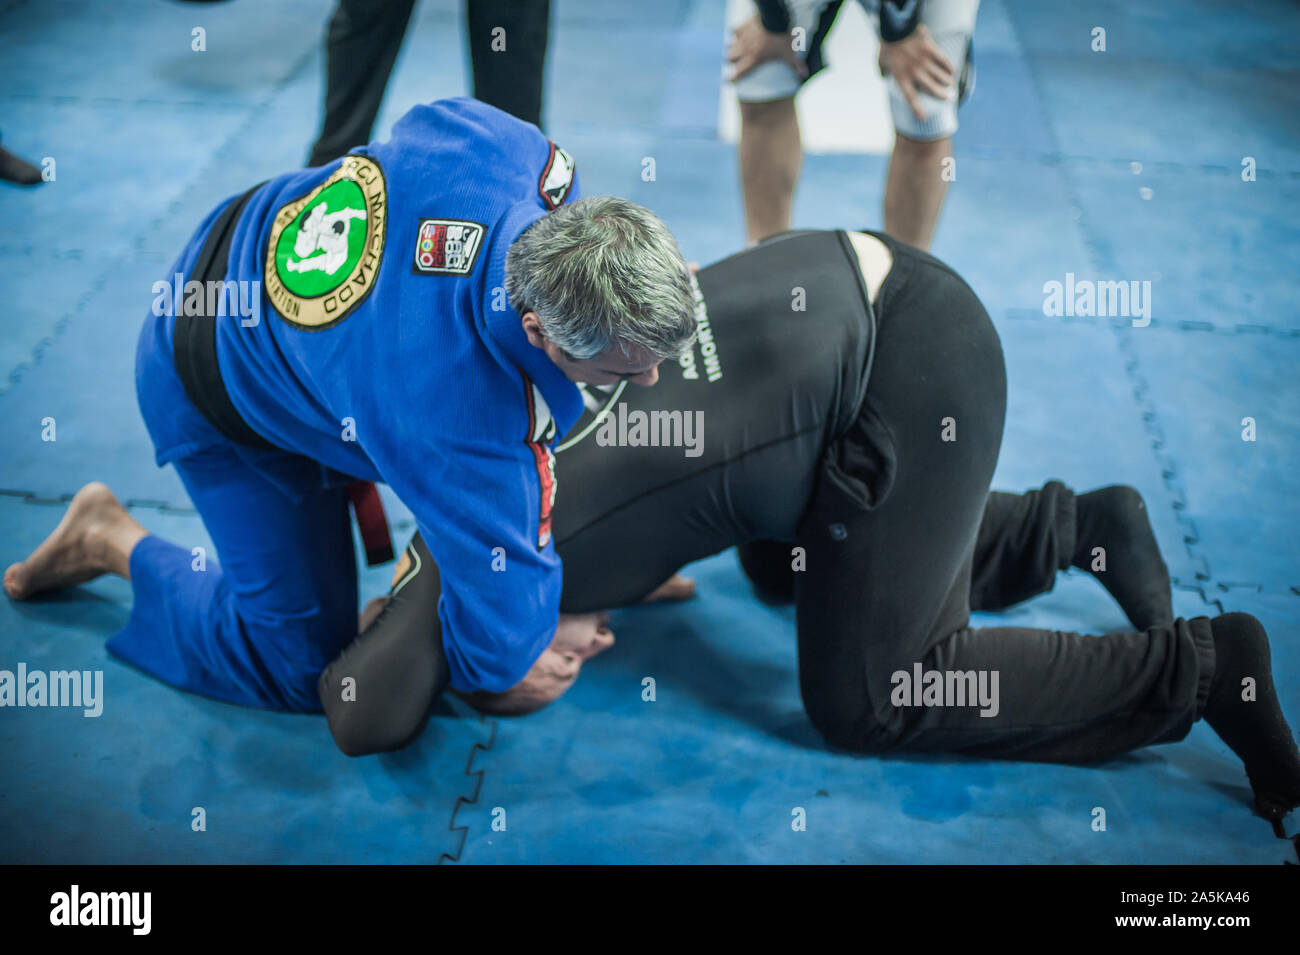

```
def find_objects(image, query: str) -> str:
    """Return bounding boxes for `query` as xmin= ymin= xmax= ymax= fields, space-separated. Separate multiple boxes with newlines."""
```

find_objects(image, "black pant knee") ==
xmin=737 ymin=540 xmax=796 ymax=604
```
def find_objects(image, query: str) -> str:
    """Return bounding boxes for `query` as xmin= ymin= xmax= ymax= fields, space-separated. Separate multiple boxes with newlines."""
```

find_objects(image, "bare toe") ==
xmin=5 ymin=482 xmax=127 ymax=599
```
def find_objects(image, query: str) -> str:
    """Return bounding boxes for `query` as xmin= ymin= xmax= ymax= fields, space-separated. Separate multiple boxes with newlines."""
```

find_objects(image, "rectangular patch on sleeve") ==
xmin=412 ymin=218 xmax=485 ymax=275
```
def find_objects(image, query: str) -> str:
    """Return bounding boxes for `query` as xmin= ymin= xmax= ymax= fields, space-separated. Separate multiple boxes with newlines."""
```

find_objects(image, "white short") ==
xmin=735 ymin=0 xmax=981 ymax=140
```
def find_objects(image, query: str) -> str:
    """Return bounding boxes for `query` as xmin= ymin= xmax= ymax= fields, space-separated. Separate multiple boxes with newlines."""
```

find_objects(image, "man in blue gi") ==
xmin=4 ymin=97 xmax=698 ymax=715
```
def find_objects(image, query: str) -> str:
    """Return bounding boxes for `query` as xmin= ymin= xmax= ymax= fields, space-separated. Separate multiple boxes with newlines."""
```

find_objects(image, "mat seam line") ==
xmin=1011 ymin=10 xmax=1224 ymax=619
xmin=996 ymin=309 xmax=1300 ymax=340
xmin=439 ymin=714 xmax=498 ymax=864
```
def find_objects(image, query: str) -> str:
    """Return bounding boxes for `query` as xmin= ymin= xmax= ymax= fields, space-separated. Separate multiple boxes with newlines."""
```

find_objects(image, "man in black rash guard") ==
xmin=319 ymin=229 xmax=1300 ymax=833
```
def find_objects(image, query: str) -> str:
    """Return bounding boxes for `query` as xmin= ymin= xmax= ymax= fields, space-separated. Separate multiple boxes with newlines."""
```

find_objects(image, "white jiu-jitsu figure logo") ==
xmin=285 ymin=202 xmax=368 ymax=274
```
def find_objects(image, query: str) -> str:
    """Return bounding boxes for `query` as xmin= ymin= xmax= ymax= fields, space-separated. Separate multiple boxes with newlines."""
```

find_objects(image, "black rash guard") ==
xmin=553 ymin=228 xmax=877 ymax=611
xmin=320 ymin=228 xmax=880 ymax=752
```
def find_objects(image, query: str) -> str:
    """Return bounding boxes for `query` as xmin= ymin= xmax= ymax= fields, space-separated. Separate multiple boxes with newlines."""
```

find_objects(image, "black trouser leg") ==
xmin=737 ymin=539 xmax=798 ymax=603
xmin=968 ymin=483 xmax=1076 ymax=612
xmin=308 ymin=0 xmax=418 ymax=167
xmin=318 ymin=535 xmax=449 ymax=756
xmin=466 ymin=0 xmax=550 ymax=127
xmin=792 ymin=254 xmax=1214 ymax=764
xmin=740 ymin=481 xmax=1078 ymax=609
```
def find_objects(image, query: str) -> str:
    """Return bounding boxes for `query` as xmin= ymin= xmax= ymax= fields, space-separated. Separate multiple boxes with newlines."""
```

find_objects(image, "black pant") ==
xmin=754 ymin=247 xmax=1215 ymax=764
xmin=307 ymin=0 xmax=551 ymax=167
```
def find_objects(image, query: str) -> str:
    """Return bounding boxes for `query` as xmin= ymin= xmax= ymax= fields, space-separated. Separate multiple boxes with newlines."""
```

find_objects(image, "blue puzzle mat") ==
xmin=455 ymin=554 xmax=1297 ymax=864
xmin=2 ymin=0 xmax=1298 ymax=864
xmin=1128 ymin=329 xmax=1300 ymax=593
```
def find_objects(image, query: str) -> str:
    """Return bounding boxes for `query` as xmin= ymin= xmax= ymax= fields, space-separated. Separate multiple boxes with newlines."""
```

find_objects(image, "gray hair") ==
xmin=505 ymin=196 xmax=698 ymax=361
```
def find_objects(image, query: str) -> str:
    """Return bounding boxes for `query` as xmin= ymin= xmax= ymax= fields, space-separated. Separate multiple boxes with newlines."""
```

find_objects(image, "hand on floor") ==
xmin=458 ymin=612 xmax=615 ymax=717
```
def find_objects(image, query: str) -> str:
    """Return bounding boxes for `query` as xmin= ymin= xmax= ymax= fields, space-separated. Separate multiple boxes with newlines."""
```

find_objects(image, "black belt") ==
xmin=169 ymin=184 xmax=395 ymax=566
xmin=172 ymin=182 xmax=276 ymax=451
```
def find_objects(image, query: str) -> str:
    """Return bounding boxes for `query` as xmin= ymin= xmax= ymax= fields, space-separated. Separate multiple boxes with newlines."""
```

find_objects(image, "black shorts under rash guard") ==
xmin=553 ymin=229 xmax=878 ymax=611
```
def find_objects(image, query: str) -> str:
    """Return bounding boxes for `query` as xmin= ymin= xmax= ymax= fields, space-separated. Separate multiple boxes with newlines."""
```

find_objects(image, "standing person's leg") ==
xmin=881 ymin=133 xmax=951 ymax=250
xmin=877 ymin=0 xmax=980 ymax=249
xmin=733 ymin=2 xmax=840 ymax=244
xmin=466 ymin=0 xmax=550 ymax=127
xmin=307 ymin=0 xmax=418 ymax=167
xmin=739 ymin=98 xmax=803 ymax=244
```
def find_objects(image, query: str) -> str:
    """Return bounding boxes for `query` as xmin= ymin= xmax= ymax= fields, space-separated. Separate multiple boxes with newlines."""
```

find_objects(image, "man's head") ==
xmin=506 ymin=196 xmax=698 ymax=387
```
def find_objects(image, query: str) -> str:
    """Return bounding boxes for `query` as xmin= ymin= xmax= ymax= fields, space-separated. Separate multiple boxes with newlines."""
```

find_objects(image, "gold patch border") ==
xmin=264 ymin=155 xmax=388 ymax=330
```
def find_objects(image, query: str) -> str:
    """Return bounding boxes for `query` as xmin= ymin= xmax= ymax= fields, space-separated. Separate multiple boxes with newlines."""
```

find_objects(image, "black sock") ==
xmin=1071 ymin=485 xmax=1173 ymax=631
xmin=1203 ymin=613 xmax=1300 ymax=829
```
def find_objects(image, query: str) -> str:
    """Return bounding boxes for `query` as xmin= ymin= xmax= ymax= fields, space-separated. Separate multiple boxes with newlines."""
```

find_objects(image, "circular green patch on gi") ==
xmin=264 ymin=155 xmax=387 ymax=330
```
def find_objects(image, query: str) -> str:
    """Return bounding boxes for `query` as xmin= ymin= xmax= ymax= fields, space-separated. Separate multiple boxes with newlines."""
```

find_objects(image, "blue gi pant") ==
xmin=108 ymin=215 xmax=359 ymax=712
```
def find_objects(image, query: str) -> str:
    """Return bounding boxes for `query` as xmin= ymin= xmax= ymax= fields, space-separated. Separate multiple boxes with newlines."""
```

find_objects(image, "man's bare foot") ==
xmin=3 ymin=482 xmax=145 ymax=599
xmin=642 ymin=573 xmax=696 ymax=603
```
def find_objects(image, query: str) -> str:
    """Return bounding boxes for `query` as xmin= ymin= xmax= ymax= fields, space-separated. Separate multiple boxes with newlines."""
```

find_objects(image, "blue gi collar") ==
xmin=483 ymin=200 xmax=585 ymax=440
